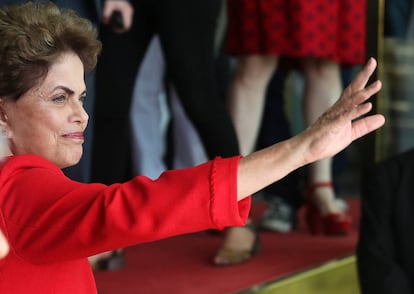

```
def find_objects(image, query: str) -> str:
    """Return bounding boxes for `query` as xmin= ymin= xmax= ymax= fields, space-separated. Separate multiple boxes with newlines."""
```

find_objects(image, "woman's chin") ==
xmin=60 ymin=152 xmax=83 ymax=169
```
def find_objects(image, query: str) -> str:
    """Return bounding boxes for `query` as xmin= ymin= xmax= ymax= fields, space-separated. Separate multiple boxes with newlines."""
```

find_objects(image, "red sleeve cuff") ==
xmin=209 ymin=156 xmax=251 ymax=229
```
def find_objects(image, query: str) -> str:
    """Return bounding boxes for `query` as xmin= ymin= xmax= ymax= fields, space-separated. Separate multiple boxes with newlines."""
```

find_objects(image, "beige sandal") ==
xmin=213 ymin=220 xmax=260 ymax=266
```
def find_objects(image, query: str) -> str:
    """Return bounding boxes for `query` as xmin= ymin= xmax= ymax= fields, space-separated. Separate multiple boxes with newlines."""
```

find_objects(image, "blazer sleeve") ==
xmin=0 ymin=155 xmax=251 ymax=264
xmin=357 ymin=159 xmax=413 ymax=294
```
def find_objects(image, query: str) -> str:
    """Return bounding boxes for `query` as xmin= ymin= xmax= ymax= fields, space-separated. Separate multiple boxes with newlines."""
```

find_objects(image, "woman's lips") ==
xmin=63 ymin=132 xmax=84 ymax=140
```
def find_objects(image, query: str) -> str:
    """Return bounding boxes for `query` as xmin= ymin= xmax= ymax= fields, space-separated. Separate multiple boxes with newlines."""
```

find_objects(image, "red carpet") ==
xmin=94 ymin=199 xmax=360 ymax=294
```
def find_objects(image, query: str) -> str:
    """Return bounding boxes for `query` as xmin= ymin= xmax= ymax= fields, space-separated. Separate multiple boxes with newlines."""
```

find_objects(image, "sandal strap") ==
xmin=308 ymin=182 xmax=333 ymax=193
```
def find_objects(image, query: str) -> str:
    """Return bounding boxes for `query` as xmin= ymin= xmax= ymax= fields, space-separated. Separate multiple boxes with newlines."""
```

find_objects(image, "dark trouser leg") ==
xmin=158 ymin=0 xmax=239 ymax=159
xmin=91 ymin=3 xmax=154 ymax=184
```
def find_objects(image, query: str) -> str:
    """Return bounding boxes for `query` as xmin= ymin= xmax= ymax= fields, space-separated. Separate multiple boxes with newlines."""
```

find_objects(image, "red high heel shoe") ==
xmin=305 ymin=182 xmax=352 ymax=236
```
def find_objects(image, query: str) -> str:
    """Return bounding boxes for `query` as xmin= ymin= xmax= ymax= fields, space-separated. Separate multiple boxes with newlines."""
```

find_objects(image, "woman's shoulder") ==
xmin=1 ymin=154 xmax=62 ymax=176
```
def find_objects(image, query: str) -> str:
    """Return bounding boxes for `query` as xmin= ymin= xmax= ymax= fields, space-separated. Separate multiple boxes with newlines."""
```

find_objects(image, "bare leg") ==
xmin=228 ymin=55 xmax=278 ymax=155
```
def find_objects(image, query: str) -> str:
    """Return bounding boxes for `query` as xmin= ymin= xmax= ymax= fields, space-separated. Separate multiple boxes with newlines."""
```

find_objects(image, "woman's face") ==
xmin=0 ymin=52 xmax=89 ymax=168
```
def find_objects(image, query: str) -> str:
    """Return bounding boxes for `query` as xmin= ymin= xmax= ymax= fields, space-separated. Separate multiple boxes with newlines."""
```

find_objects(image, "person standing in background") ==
xmin=130 ymin=36 xmax=207 ymax=180
xmin=357 ymin=148 xmax=414 ymax=294
xmin=91 ymin=0 xmax=239 ymax=185
xmin=214 ymin=0 xmax=366 ymax=266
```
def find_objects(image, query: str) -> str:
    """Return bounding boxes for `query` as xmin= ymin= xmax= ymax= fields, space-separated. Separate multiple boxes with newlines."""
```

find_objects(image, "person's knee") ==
xmin=303 ymin=58 xmax=339 ymax=78
xmin=235 ymin=55 xmax=278 ymax=86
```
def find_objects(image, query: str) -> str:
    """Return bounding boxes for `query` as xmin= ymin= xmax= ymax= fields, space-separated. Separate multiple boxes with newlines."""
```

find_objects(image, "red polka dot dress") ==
xmin=226 ymin=0 xmax=366 ymax=66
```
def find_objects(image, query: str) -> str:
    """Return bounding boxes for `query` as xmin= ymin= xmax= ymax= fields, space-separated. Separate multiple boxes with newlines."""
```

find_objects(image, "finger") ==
xmin=342 ymin=58 xmax=378 ymax=98
xmin=122 ymin=10 xmax=133 ymax=30
xmin=351 ymin=102 xmax=373 ymax=120
xmin=333 ymin=79 xmax=381 ymax=117
xmin=350 ymin=57 xmax=377 ymax=90
xmin=102 ymin=6 xmax=113 ymax=24
xmin=351 ymin=80 xmax=382 ymax=106
xmin=351 ymin=114 xmax=385 ymax=140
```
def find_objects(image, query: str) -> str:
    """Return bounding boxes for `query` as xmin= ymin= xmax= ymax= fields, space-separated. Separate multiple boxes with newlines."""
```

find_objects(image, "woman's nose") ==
xmin=71 ymin=101 xmax=89 ymax=124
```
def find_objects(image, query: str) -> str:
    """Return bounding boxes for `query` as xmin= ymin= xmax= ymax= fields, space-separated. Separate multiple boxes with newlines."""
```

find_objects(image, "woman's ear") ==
xmin=0 ymin=98 xmax=12 ymax=157
xmin=0 ymin=99 xmax=10 ymax=137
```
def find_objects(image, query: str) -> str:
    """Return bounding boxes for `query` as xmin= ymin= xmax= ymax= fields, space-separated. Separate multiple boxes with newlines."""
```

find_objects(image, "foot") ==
xmin=306 ymin=182 xmax=352 ymax=235
xmin=213 ymin=221 xmax=259 ymax=266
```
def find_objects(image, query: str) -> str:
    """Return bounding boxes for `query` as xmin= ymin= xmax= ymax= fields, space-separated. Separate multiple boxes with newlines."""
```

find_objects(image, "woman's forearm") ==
xmin=237 ymin=137 xmax=306 ymax=199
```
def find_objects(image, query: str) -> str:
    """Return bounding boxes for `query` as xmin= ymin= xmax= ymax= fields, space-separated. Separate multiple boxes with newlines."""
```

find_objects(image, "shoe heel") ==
xmin=305 ymin=182 xmax=352 ymax=236
xmin=322 ymin=213 xmax=352 ymax=235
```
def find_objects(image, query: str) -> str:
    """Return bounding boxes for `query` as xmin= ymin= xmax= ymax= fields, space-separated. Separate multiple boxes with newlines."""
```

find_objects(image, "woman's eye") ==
xmin=79 ymin=95 xmax=87 ymax=104
xmin=52 ymin=95 xmax=66 ymax=103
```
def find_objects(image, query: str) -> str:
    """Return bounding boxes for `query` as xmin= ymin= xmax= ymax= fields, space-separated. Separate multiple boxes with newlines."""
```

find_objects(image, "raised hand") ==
xmin=300 ymin=57 xmax=385 ymax=164
xmin=102 ymin=0 xmax=134 ymax=33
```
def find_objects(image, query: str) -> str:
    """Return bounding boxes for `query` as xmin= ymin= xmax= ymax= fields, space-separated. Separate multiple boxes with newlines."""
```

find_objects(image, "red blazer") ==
xmin=0 ymin=154 xmax=250 ymax=293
